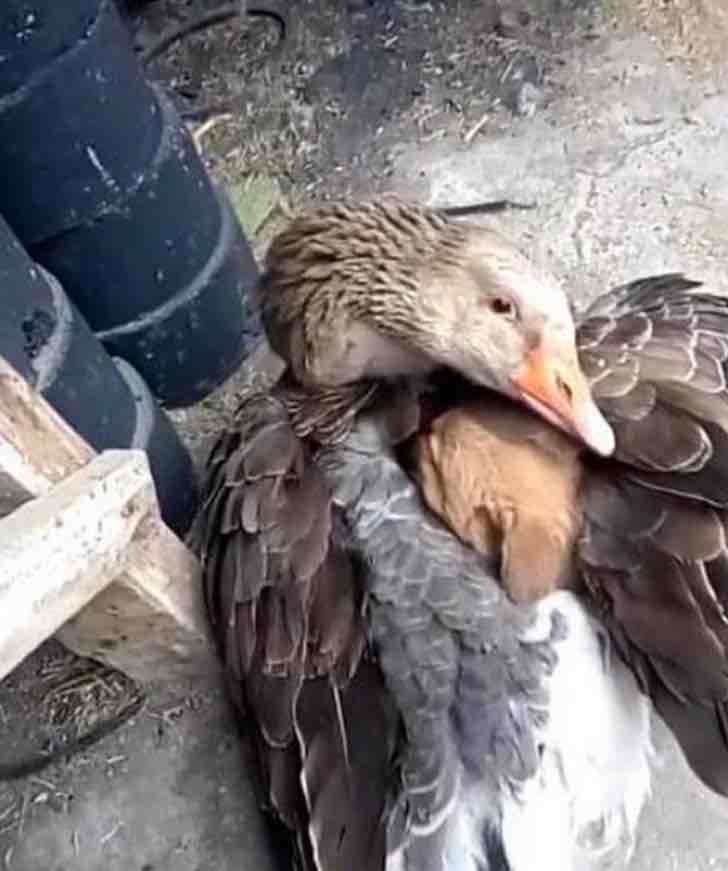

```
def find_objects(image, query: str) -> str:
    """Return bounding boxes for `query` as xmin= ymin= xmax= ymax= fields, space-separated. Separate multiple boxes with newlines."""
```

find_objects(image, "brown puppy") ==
xmin=415 ymin=397 xmax=584 ymax=604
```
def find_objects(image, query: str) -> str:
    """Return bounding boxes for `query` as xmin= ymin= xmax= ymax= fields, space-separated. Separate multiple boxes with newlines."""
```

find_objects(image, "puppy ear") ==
xmin=499 ymin=508 xmax=574 ymax=604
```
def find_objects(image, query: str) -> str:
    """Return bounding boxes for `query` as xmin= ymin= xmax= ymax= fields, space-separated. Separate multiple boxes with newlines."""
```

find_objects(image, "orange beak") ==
xmin=511 ymin=341 xmax=615 ymax=457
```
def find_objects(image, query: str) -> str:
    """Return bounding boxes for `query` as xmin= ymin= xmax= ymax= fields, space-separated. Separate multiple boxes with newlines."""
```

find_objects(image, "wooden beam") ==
xmin=0 ymin=357 xmax=92 ymax=516
xmin=58 ymin=515 xmax=217 ymax=681
xmin=0 ymin=355 xmax=217 ymax=682
xmin=0 ymin=451 xmax=155 ymax=680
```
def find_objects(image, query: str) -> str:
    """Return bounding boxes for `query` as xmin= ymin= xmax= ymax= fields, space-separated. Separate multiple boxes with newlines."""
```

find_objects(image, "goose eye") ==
xmin=489 ymin=296 xmax=518 ymax=319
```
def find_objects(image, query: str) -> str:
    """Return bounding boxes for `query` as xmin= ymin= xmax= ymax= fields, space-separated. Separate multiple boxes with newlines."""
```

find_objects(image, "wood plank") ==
xmin=0 ymin=356 xmax=92 ymax=517
xmin=58 ymin=516 xmax=218 ymax=681
xmin=0 ymin=355 xmax=217 ymax=682
xmin=0 ymin=451 xmax=156 ymax=680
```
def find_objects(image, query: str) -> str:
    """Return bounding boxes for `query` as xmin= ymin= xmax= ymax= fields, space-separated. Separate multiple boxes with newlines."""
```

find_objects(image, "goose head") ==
xmin=260 ymin=197 xmax=615 ymax=457
xmin=399 ymin=226 xmax=615 ymax=457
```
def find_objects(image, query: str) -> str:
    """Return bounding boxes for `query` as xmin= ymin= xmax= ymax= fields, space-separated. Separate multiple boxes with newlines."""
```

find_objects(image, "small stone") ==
xmin=497 ymin=2 xmax=532 ymax=37
xmin=495 ymin=51 xmax=544 ymax=116
xmin=515 ymin=81 xmax=545 ymax=117
xmin=497 ymin=8 xmax=522 ymax=38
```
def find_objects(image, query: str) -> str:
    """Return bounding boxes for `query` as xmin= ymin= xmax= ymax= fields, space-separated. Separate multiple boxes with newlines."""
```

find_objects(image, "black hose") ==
xmin=440 ymin=200 xmax=536 ymax=217
xmin=140 ymin=3 xmax=287 ymax=68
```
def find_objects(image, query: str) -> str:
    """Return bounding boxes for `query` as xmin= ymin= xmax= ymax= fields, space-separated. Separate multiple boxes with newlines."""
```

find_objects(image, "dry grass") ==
xmin=40 ymin=656 xmax=144 ymax=741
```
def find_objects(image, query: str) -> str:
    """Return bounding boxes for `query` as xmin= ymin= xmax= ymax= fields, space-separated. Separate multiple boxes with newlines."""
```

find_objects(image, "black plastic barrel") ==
xmin=0 ymin=0 xmax=260 ymax=411
xmin=112 ymin=356 xmax=198 ymax=535
xmin=32 ymin=86 xmax=261 ymax=408
xmin=96 ymin=190 xmax=261 ymax=408
xmin=0 ymin=219 xmax=133 ymax=450
xmin=0 ymin=215 xmax=198 ymax=533
xmin=32 ymin=89 xmax=223 ymax=331
xmin=0 ymin=0 xmax=162 ymax=244
xmin=0 ymin=1 xmax=101 ymax=96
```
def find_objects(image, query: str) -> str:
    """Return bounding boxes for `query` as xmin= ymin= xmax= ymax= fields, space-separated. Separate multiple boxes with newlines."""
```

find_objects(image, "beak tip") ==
xmin=511 ymin=344 xmax=616 ymax=457
xmin=583 ymin=403 xmax=616 ymax=457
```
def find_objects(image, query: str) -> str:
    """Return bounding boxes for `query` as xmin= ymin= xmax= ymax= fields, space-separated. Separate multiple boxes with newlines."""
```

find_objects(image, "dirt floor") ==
xmin=4 ymin=0 xmax=728 ymax=868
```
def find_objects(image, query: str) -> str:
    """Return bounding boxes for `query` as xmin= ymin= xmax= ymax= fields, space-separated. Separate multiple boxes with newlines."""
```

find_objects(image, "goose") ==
xmin=194 ymin=197 xmax=728 ymax=871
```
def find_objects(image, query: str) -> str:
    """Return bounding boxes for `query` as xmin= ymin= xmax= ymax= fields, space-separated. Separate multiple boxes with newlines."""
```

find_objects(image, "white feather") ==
xmin=501 ymin=591 xmax=652 ymax=871
xmin=388 ymin=591 xmax=652 ymax=871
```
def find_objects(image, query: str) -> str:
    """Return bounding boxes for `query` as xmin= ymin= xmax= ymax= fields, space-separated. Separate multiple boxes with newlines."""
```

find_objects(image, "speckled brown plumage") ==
xmin=196 ymin=387 xmax=395 ymax=871
xmin=258 ymin=198 xmax=461 ymax=383
xmin=257 ymin=196 xmax=572 ymax=419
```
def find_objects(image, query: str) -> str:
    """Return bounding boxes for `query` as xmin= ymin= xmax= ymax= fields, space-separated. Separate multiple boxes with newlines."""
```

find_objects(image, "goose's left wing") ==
xmin=191 ymin=388 xmax=394 ymax=871
xmin=575 ymin=274 xmax=728 ymax=795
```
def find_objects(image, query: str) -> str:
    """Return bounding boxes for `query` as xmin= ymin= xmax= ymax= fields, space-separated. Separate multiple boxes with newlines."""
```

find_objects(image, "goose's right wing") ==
xmin=575 ymin=275 xmax=728 ymax=795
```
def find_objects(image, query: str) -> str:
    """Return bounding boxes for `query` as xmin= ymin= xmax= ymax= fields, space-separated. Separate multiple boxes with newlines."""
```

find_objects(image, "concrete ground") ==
xmin=3 ymin=1 xmax=728 ymax=869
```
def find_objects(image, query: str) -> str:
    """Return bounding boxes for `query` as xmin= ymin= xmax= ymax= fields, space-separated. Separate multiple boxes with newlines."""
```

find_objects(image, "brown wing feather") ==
xmin=192 ymin=388 xmax=395 ymax=869
xmin=576 ymin=274 xmax=728 ymax=795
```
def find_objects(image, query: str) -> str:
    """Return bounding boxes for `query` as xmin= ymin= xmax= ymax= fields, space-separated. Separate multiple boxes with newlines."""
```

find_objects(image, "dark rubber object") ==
xmin=17 ymin=270 xmax=196 ymax=534
xmin=33 ymin=267 xmax=140 ymax=452
xmin=32 ymin=89 xmax=221 ymax=331
xmin=0 ymin=645 xmax=146 ymax=784
xmin=0 ymin=215 xmax=197 ymax=532
xmin=0 ymin=0 xmax=162 ymax=245
xmin=115 ymin=0 xmax=159 ymax=12
xmin=0 ymin=210 xmax=63 ymax=384
xmin=0 ymin=0 xmax=101 ymax=96
xmin=112 ymin=356 xmax=199 ymax=535
xmin=0 ymin=232 xmax=137 ymax=452
xmin=97 ymin=189 xmax=262 ymax=408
